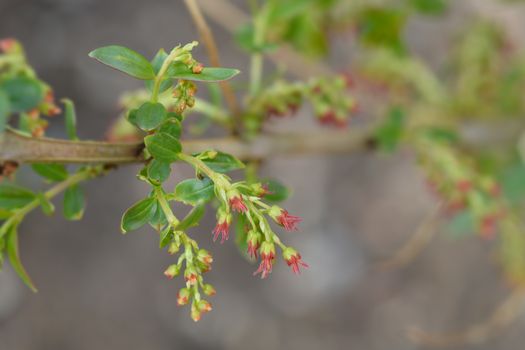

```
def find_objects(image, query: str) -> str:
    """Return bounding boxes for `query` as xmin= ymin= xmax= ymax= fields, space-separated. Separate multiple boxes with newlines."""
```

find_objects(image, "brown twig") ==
xmin=376 ymin=203 xmax=443 ymax=270
xmin=183 ymin=0 xmax=242 ymax=134
xmin=0 ymin=128 xmax=374 ymax=164
xmin=407 ymin=286 xmax=525 ymax=347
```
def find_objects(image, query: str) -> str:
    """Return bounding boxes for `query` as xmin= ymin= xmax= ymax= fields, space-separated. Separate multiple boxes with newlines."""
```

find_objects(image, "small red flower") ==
xmin=283 ymin=247 xmax=309 ymax=275
xmin=213 ymin=220 xmax=230 ymax=243
xmin=276 ymin=209 xmax=301 ymax=231
xmin=246 ymin=230 xmax=261 ymax=259
xmin=229 ymin=195 xmax=248 ymax=213
xmin=253 ymin=242 xmax=275 ymax=279
xmin=319 ymin=110 xmax=347 ymax=128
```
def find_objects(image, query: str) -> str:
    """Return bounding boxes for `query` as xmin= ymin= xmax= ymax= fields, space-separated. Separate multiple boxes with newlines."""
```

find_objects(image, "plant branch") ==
xmin=183 ymin=0 xmax=242 ymax=133
xmin=0 ymin=128 xmax=374 ymax=164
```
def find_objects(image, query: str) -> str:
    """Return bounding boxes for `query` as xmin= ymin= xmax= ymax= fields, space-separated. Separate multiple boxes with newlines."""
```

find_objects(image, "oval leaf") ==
xmin=88 ymin=45 xmax=155 ymax=80
xmin=0 ymin=184 xmax=35 ymax=209
xmin=199 ymin=151 xmax=245 ymax=173
xmin=135 ymin=102 xmax=167 ymax=131
xmin=168 ymin=67 xmax=240 ymax=82
xmin=31 ymin=163 xmax=68 ymax=182
xmin=121 ymin=197 xmax=157 ymax=233
xmin=175 ymin=178 xmax=214 ymax=205
xmin=0 ymin=77 xmax=44 ymax=112
xmin=63 ymin=184 xmax=85 ymax=221
xmin=144 ymin=132 xmax=182 ymax=162
xmin=6 ymin=226 xmax=37 ymax=292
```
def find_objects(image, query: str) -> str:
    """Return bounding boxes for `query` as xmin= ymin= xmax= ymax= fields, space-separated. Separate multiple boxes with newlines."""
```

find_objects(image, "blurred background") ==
xmin=1 ymin=0 xmax=525 ymax=349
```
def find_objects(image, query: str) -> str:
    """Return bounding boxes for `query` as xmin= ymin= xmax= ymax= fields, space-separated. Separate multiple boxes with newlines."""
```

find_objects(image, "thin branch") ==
xmin=376 ymin=203 xmax=443 ymax=270
xmin=183 ymin=0 xmax=242 ymax=133
xmin=407 ymin=286 xmax=525 ymax=347
xmin=0 ymin=128 xmax=374 ymax=164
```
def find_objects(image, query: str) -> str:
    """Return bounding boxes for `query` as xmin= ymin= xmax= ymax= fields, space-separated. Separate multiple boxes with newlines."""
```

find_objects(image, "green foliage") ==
xmin=61 ymin=98 xmax=78 ymax=140
xmin=144 ymin=132 xmax=182 ymax=162
xmin=31 ymin=164 xmax=68 ymax=182
xmin=175 ymin=178 xmax=214 ymax=205
xmin=0 ymin=184 xmax=35 ymax=209
xmin=121 ymin=197 xmax=157 ymax=233
xmin=6 ymin=225 xmax=37 ymax=292
xmin=167 ymin=67 xmax=240 ymax=82
xmin=196 ymin=150 xmax=245 ymax=173
xmin=135 ymin=102 xmax=167 ymax=131
xmin=63 ymin=185 xmax=85 ymax=220
xmin=88 ymin=45 xmax=155 ymax=80
xmin=0 ymin=77 xmax=44 ymax=112
xmin=374 ymin=107 xmax=406 ymax=152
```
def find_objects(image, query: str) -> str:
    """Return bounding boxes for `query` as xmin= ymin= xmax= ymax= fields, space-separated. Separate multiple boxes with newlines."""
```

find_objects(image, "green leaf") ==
xmin=0 ymin=184 xmax=35 ymax=209
xmin=0 ymin=77 xmax=44 ymax=112
xmin=168 ymin=67 xmax=240 ymax=82
xmin=178 ymin=204 xmax=205 ymax=231
xmin=61 ymin=98 xmax=78 ymax=140
xmin=235 ymin=214 xmax=250 ymax=260
xmin=263 ymin=179 xmax=290 ymax=203
xmin=63 ymin=185 xmax=85 ymax=220
xmin=358 ymin=8 xmax=406 ymax=54
xmin=6 ymin=225 xmax=37 ymax=292
xmin=31 ymin=163 xmax=68 ymax=182
xmin=147 ymin=159 xmax=171 ymax=183
xmin=409 ymin=0 xmax=447 ymax=15
xmin=144 ymin=132 xmax=182 ymax=162
xmin=121 ymin=197 xmax=157 ymax=233
xmin=175 ymin=178 xmax=214 ymax=205
xmin=135 ymin=102 xmax=167 ymax=131
xmin=37 ymin=193 xmax=55 ymax=216
xmin=159 ymin=227 xmax=173 ymax=248
xmin=149 ymin=201 xmax=168 ymax=231
xmin=374 ymin=107 xmax=405 ymax=152
xmin=0 ymin=89 xmax=10 ymax=134
xmin=199 ymin=151 xmax=245 ymax=173
xmin=158 ymin=118 xmax=182 ymax=138
xmin=88 ymin=45 xmax=155 ymax=80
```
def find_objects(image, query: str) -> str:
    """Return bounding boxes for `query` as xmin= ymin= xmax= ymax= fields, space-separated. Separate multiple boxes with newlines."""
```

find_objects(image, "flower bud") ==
xmin=197 ymin=249 xmax=213 ymax=266
xmin=191 ymin=301 xmax=201 ymax=322
xmin=246 ymin=230 xmax=261 ymax=259
xmin=192 ymin=63 xmax=203 ymax=74
xmin=202 ymin=283 xmax=216 ymax=296
xmin=164 ymin=264 xmax=180 ymax=279
xmin=177 ymin=287 xmax=191 ymax=306
xmin=184 ymin=266 xmax=199 ymax=286
xmin=282 ymin=247 xmax=309 ymax=274
xmin=198 ymin=299 xmax=212 ymax=313
xmin=168 ymin=242 xmax=180 ymax=255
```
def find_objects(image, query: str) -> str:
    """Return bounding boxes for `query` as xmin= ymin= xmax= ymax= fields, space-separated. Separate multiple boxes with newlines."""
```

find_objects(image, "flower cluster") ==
xmin=417 ymin=135 xmax=506 ymax=238
xmin=207 ymin=172 xmax=307 ymax=279
xmin=308 ymin=75 xmax=357 ymax=128
xmin=161 ymin=230 xmax=216 ymax=322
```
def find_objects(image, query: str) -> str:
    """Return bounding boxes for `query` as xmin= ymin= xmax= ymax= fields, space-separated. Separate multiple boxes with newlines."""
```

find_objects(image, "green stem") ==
xmin=155 ymin=188 xmax=180 ymax=227
xmin=0 ymin=167 xmax=100 ymax=239
xmin=249 ymin=7 xmax=268 ymax=96
xmin=177 ymin=153 xmax=222 ymax=184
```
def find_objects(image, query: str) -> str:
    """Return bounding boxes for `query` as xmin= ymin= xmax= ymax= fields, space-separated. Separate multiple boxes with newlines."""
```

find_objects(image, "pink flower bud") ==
xmin=177 ymin=287 xmax=191 ymax=306
xmin=192 ymin=63 xmax=204 ymax=74
xmin=253 ymin=242 xmax=276 ymax=279
xmin=246 ymin=230 xmax=261 ymax=259
xmin=164 ymin=264 xmax=180 ymax=279
xmin=283 ymin=247 xmax=309 ymax=275
xmin=202 ymin=284 xmax=216 ymax=296
xmin=184 ymin=267 xmax=199 ymax=286
xmin=269 ymin=206 xmax=301 ymax=231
